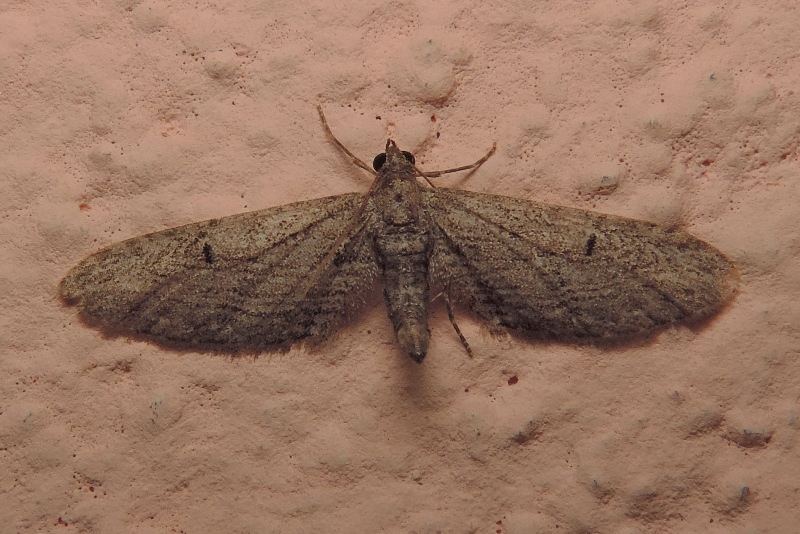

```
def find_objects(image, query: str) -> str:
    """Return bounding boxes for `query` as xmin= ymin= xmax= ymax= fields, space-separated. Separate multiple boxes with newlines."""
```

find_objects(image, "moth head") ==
xmin=373 ymin=140 xmax=415 ymax=171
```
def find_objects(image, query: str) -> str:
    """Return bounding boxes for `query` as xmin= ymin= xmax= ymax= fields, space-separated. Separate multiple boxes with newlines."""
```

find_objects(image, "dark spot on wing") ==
xmin=585 ymin=234 xmax=597 ymax=256
xmin=203 ymin=242 xmax=215 ymax=264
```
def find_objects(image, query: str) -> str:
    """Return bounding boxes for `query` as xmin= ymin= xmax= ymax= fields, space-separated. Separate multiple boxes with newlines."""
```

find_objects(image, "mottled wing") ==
xmin=424 ymin=189 xmax=737 ymax=342
xmin=60 ymin=193 xmax=378 ymax=351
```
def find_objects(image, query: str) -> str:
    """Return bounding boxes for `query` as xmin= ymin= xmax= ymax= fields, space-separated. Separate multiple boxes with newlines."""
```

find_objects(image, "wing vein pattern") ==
xmin=424 ymin=188 xmax=736 ymax=341
xmin=60 ymin=193 xmax=378 ymax=351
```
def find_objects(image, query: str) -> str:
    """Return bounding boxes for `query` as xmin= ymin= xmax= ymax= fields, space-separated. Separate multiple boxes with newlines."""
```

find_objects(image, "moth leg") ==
xmin=440 ymin=291 xmax=473 ymax=358
xmin=317 ymin=104 xmax=377 ymax=176
xmin=416 ymin=142 xmax=497 ymax=186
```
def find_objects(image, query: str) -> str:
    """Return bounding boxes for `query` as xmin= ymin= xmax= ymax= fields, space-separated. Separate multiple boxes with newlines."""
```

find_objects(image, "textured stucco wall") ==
xmin=1 ymin=0 xmax=798 ymax=532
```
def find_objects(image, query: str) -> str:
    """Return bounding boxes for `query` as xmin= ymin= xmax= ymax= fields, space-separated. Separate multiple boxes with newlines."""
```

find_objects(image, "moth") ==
xmin=60 ymin=106 xmax=737 ymax=362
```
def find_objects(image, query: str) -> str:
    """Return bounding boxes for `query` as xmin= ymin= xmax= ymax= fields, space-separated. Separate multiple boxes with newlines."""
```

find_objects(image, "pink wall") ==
xmin=2 ymin=0 xmax=797 ymax=531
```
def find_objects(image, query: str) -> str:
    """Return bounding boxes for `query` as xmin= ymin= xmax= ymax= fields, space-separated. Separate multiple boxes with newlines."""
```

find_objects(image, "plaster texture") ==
xmin=1 ymin=1 xmax=799 ymax=532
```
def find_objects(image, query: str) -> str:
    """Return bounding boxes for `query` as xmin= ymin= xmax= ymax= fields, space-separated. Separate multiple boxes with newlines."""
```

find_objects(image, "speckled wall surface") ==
xmin=1 ymin=1 xmax=798 ymax=532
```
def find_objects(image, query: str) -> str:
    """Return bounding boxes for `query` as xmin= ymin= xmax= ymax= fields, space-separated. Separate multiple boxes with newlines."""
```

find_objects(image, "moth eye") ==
xmin=372 ymin=153 xmax=387 ymax=171
xmin=402 ymin=151 xmax=415 ymax=164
